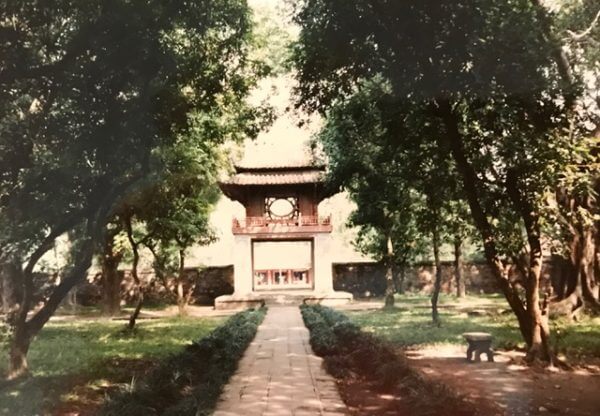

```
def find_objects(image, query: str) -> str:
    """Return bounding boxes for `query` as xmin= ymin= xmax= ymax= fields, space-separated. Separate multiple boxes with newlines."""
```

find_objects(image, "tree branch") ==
xmin=14 ymin=210 xmax=88 ymax=330
xmin=25 ymin=232 xmax=95 ymax=335
xmin=529 ymin=0 xmax=577 ymax=109
xmin=566 ymin=9 xmax=600 ymax=41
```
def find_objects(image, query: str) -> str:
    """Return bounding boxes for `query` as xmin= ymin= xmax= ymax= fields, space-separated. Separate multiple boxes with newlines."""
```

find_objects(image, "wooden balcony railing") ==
xmin=232 ymin=215 xmax=332 ymax=234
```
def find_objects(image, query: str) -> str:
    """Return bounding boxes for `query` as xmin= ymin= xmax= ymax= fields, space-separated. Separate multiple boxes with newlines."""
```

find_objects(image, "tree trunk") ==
xmin=529 ymin=0 xmax=577 ymax=110
xmin=578 ymin=224 xmax=600 ymax=311
xmin=128 ymin=292 xmax=144 ymax=331
xmin=6 ymin=180 xmax=140 ymax=377
xmin=7 ymin=231 xmax=96 ymax=378
xmin=524 ymin=245 xmax=552 ymax=363
xmin=556 ymin=186 xmax=600 ymax=307
xmin=436 ymin=100 xmax=543 ymax=356
xmin=384 ymin=235 xmax=395 ymax=308
xmin=547 ymin=254 xmax=583 ymax=319
xmin=176 ymin=281 xmax=186 ymax=316
xmin=594 ymin=212 xmax=600 ymax=301
xmin=454 ymin=238 xmax=465 ymax=298
xmin=550 ymin=254 xmax=572 ymax=300
xmin=552 ymin=193 xmax=600 ymax=316
xmin=7 ymin=248 xmax=36 ymax=379
xmin=431 ymin=228 xmax=443 ymax=325
xmin=1 ymin=258 xmax=22 ymax=315
xmin=125 ymin=215 xmax=144 ymax=331
xmin=393 ymin=264 xmax=405 ymax=295
xmin=100 ymin=232 xmax=123 ymax=316
xmin=506 ymin=170 xmax=554 ymax=363
xmin=176 ymin=249 xmax=187 ymax=316
xmin=8 ymin=324 xmax=30 ymax=380
xmin=101 ymin=260 xmax=121 ymax=316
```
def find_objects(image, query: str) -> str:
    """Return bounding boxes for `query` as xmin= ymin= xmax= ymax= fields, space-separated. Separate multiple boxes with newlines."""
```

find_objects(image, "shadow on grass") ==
xmin=349 ymin=307 xmax=523 ymax=349
xmin=347 ymin=296 xmax=600 ymax=359
xmin=0 ymin=316 xmax=223 ymax=414
xmin=0 ymin=357 xmax=157 ymax=416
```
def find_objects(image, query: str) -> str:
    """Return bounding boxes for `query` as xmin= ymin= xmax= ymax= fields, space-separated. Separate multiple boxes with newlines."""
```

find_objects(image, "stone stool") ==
xmin=462 ymin=332 xmax=494 ymax=362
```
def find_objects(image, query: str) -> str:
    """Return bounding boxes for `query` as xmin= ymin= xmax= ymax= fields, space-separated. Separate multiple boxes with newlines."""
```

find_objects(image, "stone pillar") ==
xmin=233 ymin=235 xmax=253 ymax=295
xmin=313 ymin=233 xmax=334 ymax=293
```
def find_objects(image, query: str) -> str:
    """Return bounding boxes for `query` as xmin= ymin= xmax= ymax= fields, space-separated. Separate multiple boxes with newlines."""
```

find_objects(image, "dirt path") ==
xmin=406 ymin=345 xmax=600 ymax=416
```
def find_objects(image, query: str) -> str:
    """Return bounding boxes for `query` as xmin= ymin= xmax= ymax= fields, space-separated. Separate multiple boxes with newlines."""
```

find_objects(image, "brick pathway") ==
xmin=213 ymin=306 xmax=348 ymax=416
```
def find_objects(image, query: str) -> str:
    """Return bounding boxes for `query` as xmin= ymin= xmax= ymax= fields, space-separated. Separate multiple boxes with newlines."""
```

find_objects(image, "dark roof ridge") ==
xmin=235 ymin=164 xmax=326 ymax=173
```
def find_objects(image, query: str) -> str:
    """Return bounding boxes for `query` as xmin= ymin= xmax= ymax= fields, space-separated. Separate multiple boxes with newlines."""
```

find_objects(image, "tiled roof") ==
xmin=222 ymin=169 xmax=324 ymax=186
xmin=233 ymin=136 xmax=325 ymax=171
xmin=235 ymin=160 xmax=325 ymax=171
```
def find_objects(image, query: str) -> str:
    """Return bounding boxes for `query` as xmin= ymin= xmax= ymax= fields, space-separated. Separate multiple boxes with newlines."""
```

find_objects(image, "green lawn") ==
xmin=345 ymin=293 xmax=600 ymax=358
xmin=0 ymin=316 xmax=223 ymax=415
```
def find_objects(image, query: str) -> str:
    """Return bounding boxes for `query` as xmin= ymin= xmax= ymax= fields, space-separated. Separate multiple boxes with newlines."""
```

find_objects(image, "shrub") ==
xmin=301 ymin=305 xmax=338 ymax=356
xmin=331 ymin=320 xmax=361 ymax=348
xmin=324 ymin=355 xmax=353 ymax=379
xmin=374 ymin=360 xmax=409 ymax=389
xmin=301 ymin=304 xmax=477 ymax=415
xmin=100 ymin=307 xmax=266 ymax=416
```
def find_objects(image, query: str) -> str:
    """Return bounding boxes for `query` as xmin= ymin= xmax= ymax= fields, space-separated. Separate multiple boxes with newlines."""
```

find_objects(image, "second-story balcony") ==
xmin=232 ymin=215 xmax=332 ymax=235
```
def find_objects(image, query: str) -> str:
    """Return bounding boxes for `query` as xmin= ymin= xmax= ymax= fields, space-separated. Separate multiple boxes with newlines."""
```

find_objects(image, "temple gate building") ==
xmin=215 ymin=160 xmax=353 ymax=309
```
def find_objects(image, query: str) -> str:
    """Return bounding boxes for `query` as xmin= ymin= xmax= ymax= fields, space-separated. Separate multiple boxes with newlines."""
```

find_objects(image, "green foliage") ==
xmin=292 ymin=0 xmax=571 ymax=215
xmin=319 ymin=80 xmax=421 ymax=265
xmin=544 ymin=133 xmax=600 ymax=256
xmin=0 ymin=0 xmax=266 ymax=253
xmin=318 ymin=77 xmax=477 ymax=269
xmin=556 ymin=0 xmax=600 ymax=80
xmin=250 ymin=4 xmax=294 ymax=75
xmin=297 ymin=0 xmax=572 ymax=258
xmin=0 ymin=1 xmax=272 ymax=373
xmin=99 ymin=307 xmax=266 ymax=416
xmin=292 ymin=0 xmax=569 ymax=109
xmin=290 ymin=2 xmax=600 ymax=354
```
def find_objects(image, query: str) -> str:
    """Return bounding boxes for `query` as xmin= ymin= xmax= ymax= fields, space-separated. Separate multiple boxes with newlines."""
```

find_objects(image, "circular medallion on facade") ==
xmin=268 ymin=198 xmax=296 ymax=218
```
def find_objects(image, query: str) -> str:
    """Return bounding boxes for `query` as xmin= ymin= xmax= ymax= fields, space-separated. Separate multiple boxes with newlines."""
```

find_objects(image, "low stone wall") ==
xmin=189 ymin=265 xmax=234 ymax=304
xmin=333 ymin=261 xmax=556 ymax=298
xmin=20 ymin=259 xmax=560 ymax=308
xmin=72 ymin=265 xmax=234 ymax=306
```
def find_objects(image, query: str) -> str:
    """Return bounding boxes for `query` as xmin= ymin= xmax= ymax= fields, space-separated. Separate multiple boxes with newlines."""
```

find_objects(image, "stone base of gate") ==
xmin=214 ymin=290 xmax=352 ymax=310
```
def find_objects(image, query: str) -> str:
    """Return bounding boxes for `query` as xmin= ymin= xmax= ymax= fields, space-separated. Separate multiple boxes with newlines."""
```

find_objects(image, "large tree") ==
xmin=291 ymin=0 xmax=580 ymax=363
xmin=0 ymin=0 xmax=267 ymax=378
xmin=319 ymin=80 xmax=470 ymax=320
xmin=541 ymin=0 xmax=600 ymax=316
xmin=319 ymin=82 xmax=419 ymax=308
xmin=141 ymin=135 xmax=223 ymax=317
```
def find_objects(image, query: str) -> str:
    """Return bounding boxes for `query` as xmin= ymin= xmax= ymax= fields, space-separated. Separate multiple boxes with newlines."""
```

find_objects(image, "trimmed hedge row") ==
xmin=100 ymin=307 xmax=266 ymax=416
xmin=300 ymin=304 xmax=477 ymax=415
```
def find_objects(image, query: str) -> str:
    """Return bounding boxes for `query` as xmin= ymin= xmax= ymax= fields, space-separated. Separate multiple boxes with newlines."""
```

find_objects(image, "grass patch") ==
xmin=0 ymin=317 xmax=225 ymax=378
xmin=349 ymin=294 xmax=522 ymax=349
xmin=0 ymin=316 xmax=223 ymax=415
xmin=301 ymin=304 xmax=478 ymax=415
xmin=99 ymin=307 xmax=266 ymax=416
xmin=551 ymin=316 xmax=600 ymax=359
xmin=346 ymin=293 xmax=600 ymax=359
